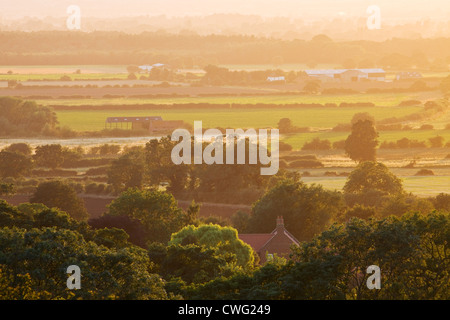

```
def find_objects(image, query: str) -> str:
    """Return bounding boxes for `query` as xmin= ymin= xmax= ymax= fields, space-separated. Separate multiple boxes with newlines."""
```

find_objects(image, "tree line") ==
xmin=1 ymin=31 xmax=450 ymax=68
xmin=0 ymin=183 xmax=448 ymax=299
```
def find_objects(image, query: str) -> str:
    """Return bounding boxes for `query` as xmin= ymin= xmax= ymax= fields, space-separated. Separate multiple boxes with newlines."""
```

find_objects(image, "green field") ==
xmin=302 ymin=176 xmax=449 ymax=196
xmin=56 ymin=105 xmax=424 ymax=132
xmin=41 ymin=92 xmax=425 ymax=107
xmin=284 ymin=129 xmax=450 ymax=150
xmin=0 ymin=73 xmax=129 ymax=81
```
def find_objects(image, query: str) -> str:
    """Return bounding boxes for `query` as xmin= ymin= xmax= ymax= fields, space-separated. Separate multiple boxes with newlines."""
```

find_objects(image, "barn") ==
xmin=105 ymin=116 xmax=183 ymax=133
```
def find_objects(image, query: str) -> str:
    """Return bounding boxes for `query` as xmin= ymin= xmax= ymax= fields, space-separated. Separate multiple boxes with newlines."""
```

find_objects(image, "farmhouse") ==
xmin=239 ymin=216 xmax=300 ymax=264
xmin=105 ymin=116 xmax=183 ymax=133
xmin=305 ymin=68 xmax=386 ymax=82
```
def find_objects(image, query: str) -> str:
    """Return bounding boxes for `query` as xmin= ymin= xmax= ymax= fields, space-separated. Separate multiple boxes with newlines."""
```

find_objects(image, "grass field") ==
xmin=0 ymin=65 xmax=127 ymax=74
xmin=283 ymin=129 xmax=450 ymax=150
xmin=302 ymin=176 xmax=449 ymax=196
xmin=56 ymin=105 xmax=424 ymax=132
xmin=0 ymin=73 xmax=129 ymax=81
xmin=40 ymin=92 xmax=427 ymax=107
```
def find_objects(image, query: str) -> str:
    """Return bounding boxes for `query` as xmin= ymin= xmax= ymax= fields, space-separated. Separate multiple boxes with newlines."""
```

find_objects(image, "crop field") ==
xmin=302 ymin=176 xmax=449 ymax=197
xmin=0 ymin=65 xmax=127 ymax=74
xmin=39 ymin=92 xmax=429 ymax=107
xmin=283 ymin=129 xmax=450 ymax=150
xmin=55 ymin=105 xmax=425 ymax=132
xmin=0 ymin=73 xmax=129 ymax=81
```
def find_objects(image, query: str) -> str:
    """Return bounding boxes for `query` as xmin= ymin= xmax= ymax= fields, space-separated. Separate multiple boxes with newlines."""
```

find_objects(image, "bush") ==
xmin=344 ymin=205 xmax=377 ymax=220
xmin=301 ymin=138 xmax=331 ymax=151
xmin=414 ymin=169 xmax=434 ymax=176
xmin=419 ymin=124 xmax=434 ymax=130
xmin=4 ymin=143 xmax=32 ymax=156
xmin=289 ymin=159 xmax=324 ymax=168
xmin=278 ymin=141 xmax=293 ymax=152
xmin=434 ymin=193 xmax=450 ymax=212
xmin=428 ymin=136 xmax=444 ymax=148
xmin=85 ymin=182 xmax=100 ymax=194
xmin=398 ymin=100 xmax=422 ymax=107
xmin=332 ymin=140 xmax=346 ymax=149
xmin=331 ymin=123 xmax=351 ymax=132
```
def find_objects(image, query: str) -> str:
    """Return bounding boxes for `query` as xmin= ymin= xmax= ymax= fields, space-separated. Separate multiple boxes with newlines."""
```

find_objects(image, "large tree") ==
xmin=169 ymin=224 xmax=255 ymax=270
xmin=33 ymin=144 xmax=65 ymax=169
xmin=0 ymin=227 xmax=167 ymax=300
xmin=108 ymin=150 xmax=145 ymax=192
xmin=0 ymin=150 xmax=33 ymax=178
xmin=247 ymin=178 xmax=344 ymax=241
xmin=344 ymin=161 xmax=404 ymax=196
xmin=30 ymin=180 xmax=88 ymax=221
xmin=345 ymin=119 xmax=379 ymax=162
xmin=4 ymin=143 xmax=32 ymax=156
xmin=146 ymin=137 xmax=190 ymax=193
xmin=107 ymin=188 xmax=190 ymax=244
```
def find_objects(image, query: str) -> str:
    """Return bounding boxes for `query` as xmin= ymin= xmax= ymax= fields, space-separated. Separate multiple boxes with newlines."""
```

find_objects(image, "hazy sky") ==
xmin=1 ymin=0 xmax=449 ymax=20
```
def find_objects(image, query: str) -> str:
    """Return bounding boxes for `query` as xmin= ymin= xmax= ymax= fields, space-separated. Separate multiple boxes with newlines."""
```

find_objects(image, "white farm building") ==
xmin=305 ymin=68 xmax=386 ymax=82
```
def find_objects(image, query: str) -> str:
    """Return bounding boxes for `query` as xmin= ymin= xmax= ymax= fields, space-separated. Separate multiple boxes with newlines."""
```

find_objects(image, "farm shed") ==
xmin=105 ymin=116 xmax=183 ymax=133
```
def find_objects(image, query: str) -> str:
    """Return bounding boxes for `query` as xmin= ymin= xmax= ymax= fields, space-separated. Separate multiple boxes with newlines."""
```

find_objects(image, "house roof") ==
xmin=239 ymin=216 xmax=300 ymax=253
xmin=238 ymin=234 xmax=274 ymax=252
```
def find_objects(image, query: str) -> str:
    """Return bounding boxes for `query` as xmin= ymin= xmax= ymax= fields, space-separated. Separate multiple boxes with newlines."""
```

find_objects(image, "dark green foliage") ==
xmin=345 ymin=120 xmax=379 ymax=162
xmin=30 ymin=180 xmax=88 ymax=221
xmin=0 ymin=151 xmax=33 ymax=178
xmin=248 ymin=179 xmax=344 ymax=241
xmin=107 ymin=188 xmax=191 ymax=244
xmin=33 ymin=144 xmax=65 ymax=169
xmin=0 ymin=97 xmax=57 ymax=136
xmin=186 ymin=212 xmax=449 ymax=300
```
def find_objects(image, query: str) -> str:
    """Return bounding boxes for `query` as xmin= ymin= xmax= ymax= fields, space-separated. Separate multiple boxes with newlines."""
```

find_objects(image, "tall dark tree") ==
xmin=248 ymin=178 xmax=344 ymax=241
xmin=0 ymin=150 xmax=33 ymax=178
xmin=30 ymin=180 xmax=88 ymax=221
xmin=345 ymin=119 xmax=379 ymax=162
xmin=108 ymin=150 xmax=145 ymax=192
xmin=146 ymin=137 xmax=190 ymax=194
xmin=344 ymin=161 xmax=404 ymax=196
xmin=4 ymin=143 xmax=32 ymax=156
xmin=33 ymin=144 xmax=65 ymax=169
xmin=107 ymin=188 xmax=189 ymax=244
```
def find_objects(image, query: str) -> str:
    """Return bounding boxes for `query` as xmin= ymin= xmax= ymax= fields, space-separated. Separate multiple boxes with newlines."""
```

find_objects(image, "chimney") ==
xmin=276 ymin=216 xmax=285 ymax=229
